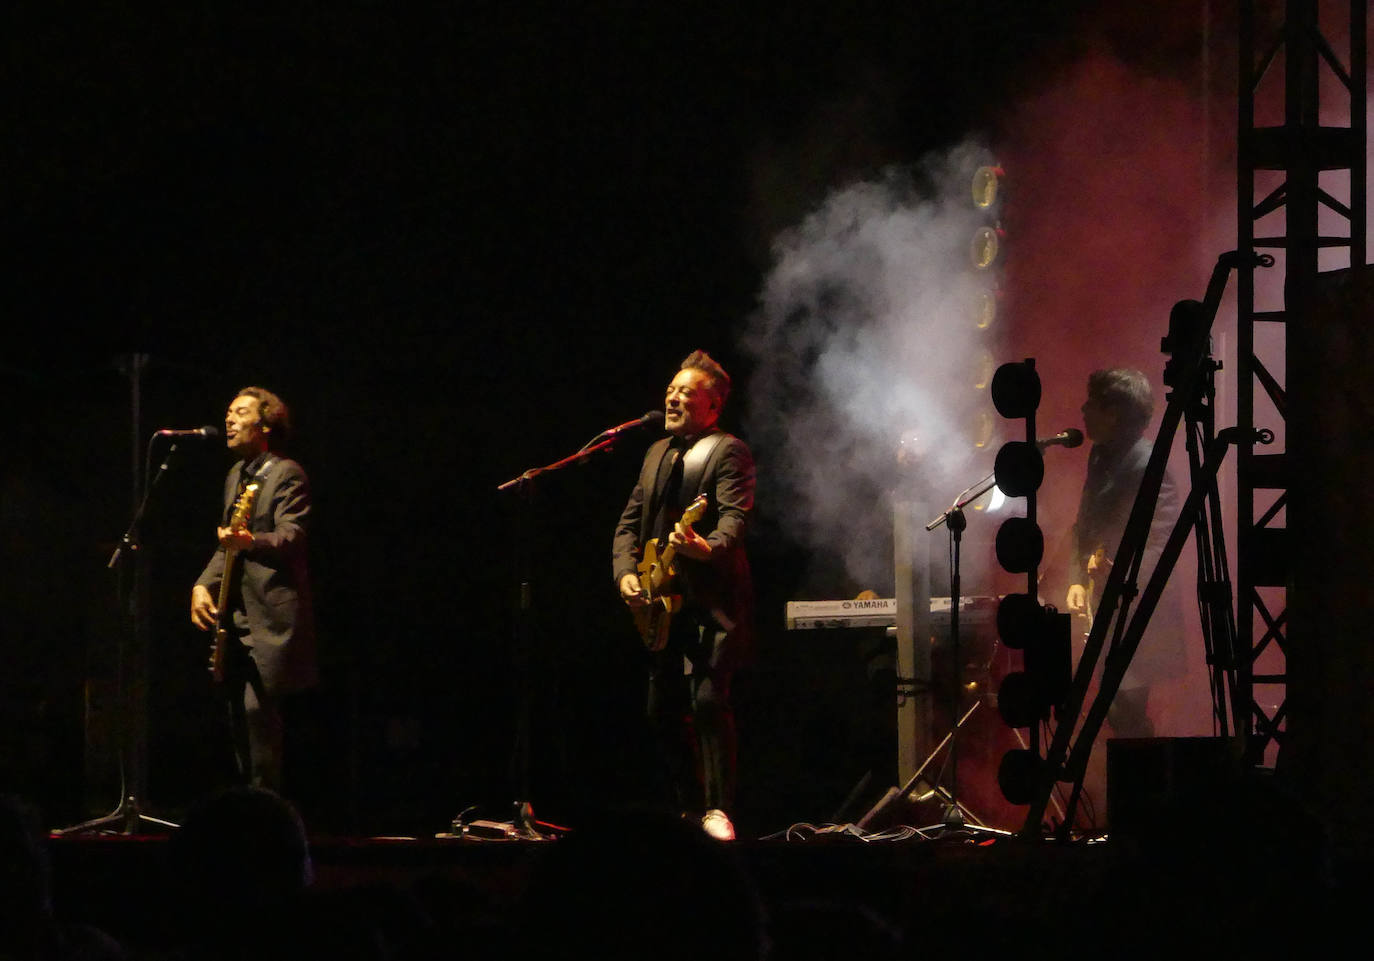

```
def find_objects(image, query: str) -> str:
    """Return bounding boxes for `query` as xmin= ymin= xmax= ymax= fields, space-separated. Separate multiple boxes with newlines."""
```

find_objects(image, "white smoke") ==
xmin=741 ymin=143 xmax=1006 ymax=592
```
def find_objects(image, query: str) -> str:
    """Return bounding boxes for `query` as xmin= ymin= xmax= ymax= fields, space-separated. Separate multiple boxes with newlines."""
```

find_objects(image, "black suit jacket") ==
xmin=196 ymin=453 xmax=317 ymax=694
xmin=612 ymin=430 xmax=755 ymax=640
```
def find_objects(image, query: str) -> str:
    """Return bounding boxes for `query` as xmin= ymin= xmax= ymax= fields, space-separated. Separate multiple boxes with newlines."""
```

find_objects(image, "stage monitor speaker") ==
xmin=1106 ymin=736 xmax=1241 ymax=839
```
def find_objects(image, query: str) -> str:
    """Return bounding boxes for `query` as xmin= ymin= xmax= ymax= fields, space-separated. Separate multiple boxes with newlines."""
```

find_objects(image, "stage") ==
xmin=44 ymin=786 xmax=1353 ymax=957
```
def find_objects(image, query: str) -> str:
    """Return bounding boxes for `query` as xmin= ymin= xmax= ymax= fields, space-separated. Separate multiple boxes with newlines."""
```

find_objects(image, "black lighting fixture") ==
xmin=987 ymin=358 xmax=1070 ymax=806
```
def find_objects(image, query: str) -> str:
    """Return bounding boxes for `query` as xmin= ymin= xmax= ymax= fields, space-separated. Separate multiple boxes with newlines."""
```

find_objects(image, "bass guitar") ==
xmin=210 ymin=480 xmax=260 ymax=683
xmin=633 ymin=493 xmax=708 ymax=651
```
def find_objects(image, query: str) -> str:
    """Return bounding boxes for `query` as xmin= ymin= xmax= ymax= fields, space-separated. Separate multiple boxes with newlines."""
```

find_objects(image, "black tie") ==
xmin=654 ymin=441 xmax=688 ymax=541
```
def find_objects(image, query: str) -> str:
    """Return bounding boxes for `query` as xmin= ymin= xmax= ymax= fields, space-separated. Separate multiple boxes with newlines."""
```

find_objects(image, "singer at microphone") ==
xmin=1063 ymin=368 xmax=1185 ymax=741
xmin=610 ymin=350 xmax=754 ymax=842
xmin=189 ymin=386 xmax=316 ymax=793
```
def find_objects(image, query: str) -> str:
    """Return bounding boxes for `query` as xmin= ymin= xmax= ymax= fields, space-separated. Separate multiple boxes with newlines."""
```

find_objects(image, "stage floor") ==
xmin=45 ymin=813 xmax=1355 ymax=956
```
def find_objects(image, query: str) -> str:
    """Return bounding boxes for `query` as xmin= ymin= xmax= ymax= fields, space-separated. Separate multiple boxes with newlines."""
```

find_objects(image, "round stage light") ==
xmin=971 ymin=165 xmax=1004 ymax=209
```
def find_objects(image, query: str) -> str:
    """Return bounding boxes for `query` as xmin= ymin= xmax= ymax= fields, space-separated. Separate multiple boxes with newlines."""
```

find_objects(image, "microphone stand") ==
xmin=922 ymin=485 xmax=982 ymax=832
xmin=908 ymin=441 xmax=1078 ymax=835
xmin=496 ymin=432 xmax=623 ymax=495
xmin=56 ymin=358 xmax=181 ymax=836
xmin=860 ymin=471 xmax=1006 ymax=835
xmin=487 ymin=428 xmax=638 ymax=839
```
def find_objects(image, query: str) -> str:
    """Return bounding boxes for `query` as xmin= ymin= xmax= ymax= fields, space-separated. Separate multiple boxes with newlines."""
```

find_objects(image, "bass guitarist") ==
xmin=190 ymin=387 xmax=316 ymax=792
xmin=612 ymin=350 xmax=755 ymax=841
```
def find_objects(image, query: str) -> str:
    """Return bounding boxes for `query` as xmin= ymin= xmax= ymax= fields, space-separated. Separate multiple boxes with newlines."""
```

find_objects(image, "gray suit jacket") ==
xmin=196 ymin=453 xmax=317 ymax=694
xmin=1071 ymin=435 xmax=1185 ymax=689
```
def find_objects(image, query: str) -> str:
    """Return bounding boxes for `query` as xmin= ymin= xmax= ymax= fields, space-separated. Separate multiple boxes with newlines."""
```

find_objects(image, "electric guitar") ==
xmin=1083 ymin=545 xmax=1109 ymax=634
xmin=210 ymin=480 xmax=260 ymax=683
xmin=633 ymin=493 xmax=708 ymax=651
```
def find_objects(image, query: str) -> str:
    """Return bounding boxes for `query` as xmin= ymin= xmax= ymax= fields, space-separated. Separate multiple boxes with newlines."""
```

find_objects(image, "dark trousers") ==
xmin=225 ymin=638 xmax=284 ymax=791
xmin=646 ymin=614 xmax=738 ymax=814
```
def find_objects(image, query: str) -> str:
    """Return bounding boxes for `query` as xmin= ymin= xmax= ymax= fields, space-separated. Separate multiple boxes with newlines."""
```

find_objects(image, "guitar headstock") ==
xmin=681 ymin=493 xmax=708 ymax=527
xmin=229 ymin=481 xmax=261 ymax=532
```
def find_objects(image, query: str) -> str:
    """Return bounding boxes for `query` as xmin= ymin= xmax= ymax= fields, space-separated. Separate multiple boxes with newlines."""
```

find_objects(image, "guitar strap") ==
xmin=644 ymin=432 xmax=728 ymax=540
xmin=226 ymin=454 xmax=277 ymax=523
xmin=679 ymin=431 xmax=726 ymax=503
xmin=253 ymin=456 xmax=277 ymax=486
xmin=679 ymin=432 xmax=731 ymax=642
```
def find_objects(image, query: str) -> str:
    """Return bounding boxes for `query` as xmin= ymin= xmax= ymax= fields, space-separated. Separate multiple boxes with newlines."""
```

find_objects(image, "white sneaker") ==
xmin=701 ymin=808 xmax=735 ymax=841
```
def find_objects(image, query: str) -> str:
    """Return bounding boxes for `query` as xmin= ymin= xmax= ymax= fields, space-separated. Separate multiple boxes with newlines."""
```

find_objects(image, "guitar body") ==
xmin=1083 ymin=545 xmax=1109 ymax=635
xmin=211 ymin=481 xmax=260 ymax=684
xmin=631 ymin=494 xmax=707 ymax=651
xmin=633 ymin=540 xmax=682 ymax=652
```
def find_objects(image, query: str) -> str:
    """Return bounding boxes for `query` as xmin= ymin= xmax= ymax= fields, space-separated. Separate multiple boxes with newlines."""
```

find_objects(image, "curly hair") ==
xmin=235 ymin=386 xmax=291 ymax=448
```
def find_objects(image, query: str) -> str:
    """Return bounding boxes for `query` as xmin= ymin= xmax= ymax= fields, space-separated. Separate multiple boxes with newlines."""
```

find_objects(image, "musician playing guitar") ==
xmin=612 ymin=351 xmax=755 ymax=841
xmin=191 ymin=387 xmax=316 ymax=791
xmin=1064 ymin=368 xmax=1184 ymax=740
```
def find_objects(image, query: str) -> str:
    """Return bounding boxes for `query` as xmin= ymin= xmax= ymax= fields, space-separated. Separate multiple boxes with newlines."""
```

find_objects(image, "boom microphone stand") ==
xmin=57 ymin=354 xmax=179 ymax=836
xmin=484 ymin=412 xmax=664 ymax=839
xmin=860 ymin=470 xmax=1005 ymax=834
xmin=861 ymin=430 xmax=1082 ymax=834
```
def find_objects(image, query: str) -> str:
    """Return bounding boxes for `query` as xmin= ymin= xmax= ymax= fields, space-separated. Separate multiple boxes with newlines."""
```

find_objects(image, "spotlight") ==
xmin=965 ymin=409 xmax=995 ymax=450
xmin=973 ymin=349 xmax=995 ymax=391
xmin=993 ymin=440 xmax=1044 ymax=498
xmin=994 ymin=516 xmax=1044 ymax=573
xmin=991 ymin=360 xmax=1042 ymax=419
xmin=970 ymin=226 xmax=1004 ymax=270
xmin=975 ymin=289 xmax=999 ymax=330
xmin=971 ymin=164 xmax=1004 ymax=209
xmin=995 ymin=592 xmax=1042 ymax=649
xmin=997 ymin=749 xmax=1042 ymax=805
xmin=995 ymin=601 xmax=1071 ymax=728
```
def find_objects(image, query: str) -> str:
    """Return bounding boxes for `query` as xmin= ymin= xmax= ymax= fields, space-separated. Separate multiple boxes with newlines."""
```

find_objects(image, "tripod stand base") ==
xmin=53 ymin=796 xmax=179 ymax=837
xmin=445 ymin=800 xmax=559 ymax=841
xmin=511 ymin=800 xmax=549 ymax=840
xmin=857 ymin=779 xmax=998 ymax=835
xmin=857 ymin=698 xmax=1004 ymax=834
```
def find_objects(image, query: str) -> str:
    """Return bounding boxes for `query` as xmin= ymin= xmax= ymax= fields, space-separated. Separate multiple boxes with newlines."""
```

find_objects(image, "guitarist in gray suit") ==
xmin=613 ymin=351 xmax=755 ymax=841
xmin=191 ymin=387 xmax=316 ymax=791
xmin=1064 ymin=368 xmax=1184 ymax=739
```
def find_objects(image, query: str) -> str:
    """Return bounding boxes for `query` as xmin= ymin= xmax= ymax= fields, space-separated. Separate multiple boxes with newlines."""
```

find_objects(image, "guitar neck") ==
xmin=215 ymin=550 xmax=240 ymax=626
xmin=214 ymin=479 xmax=259 ymax=637
xmin=653 ymin=542 xmax=680 ymax=592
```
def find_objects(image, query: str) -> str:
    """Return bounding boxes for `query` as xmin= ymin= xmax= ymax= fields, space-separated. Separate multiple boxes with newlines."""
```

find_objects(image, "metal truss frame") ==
xmin=1236 ymin=0 xmax=1366 ymax=766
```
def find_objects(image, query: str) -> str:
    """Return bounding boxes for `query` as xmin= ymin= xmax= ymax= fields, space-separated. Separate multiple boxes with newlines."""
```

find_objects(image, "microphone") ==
xmin=575 ymin=411 xmax=666 ymax=456
xmin=602 ymin=410 xmax=665 ymax=437
xmin=1037 ymin=428 xmax=1084 ymax=450
xmin=155 ymin=425 xmax=221 ymax=439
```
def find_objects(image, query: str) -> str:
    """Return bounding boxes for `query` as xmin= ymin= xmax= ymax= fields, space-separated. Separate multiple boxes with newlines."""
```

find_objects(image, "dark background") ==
xmin=4 ymin=2 xmax=1241 ymax=836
